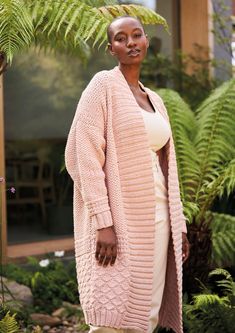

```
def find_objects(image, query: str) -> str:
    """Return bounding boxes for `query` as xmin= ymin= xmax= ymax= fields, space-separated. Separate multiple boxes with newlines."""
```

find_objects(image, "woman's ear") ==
xmin=107 ymin=43 xmax=115 ymax=56
xmin=145 ymin=34 xmax=150 ymax=49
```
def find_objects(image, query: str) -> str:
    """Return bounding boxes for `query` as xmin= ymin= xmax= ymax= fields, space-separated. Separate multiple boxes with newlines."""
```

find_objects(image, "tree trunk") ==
xmin=183 ymin=219 xmax=212 ymax=296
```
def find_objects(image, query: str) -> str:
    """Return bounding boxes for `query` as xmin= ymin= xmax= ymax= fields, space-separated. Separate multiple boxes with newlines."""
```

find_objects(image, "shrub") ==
xmin=3 ymin=256 xmax=78 ymax=313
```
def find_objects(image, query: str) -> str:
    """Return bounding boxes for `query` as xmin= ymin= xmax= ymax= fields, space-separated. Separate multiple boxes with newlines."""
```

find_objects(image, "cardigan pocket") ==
xmin=74 ymin=235 xmax=95 ymax=309
xmin=92 ymin=254 xmax=130 ymax=313
xmin=91 ymin=236 xmax=130 ymax=312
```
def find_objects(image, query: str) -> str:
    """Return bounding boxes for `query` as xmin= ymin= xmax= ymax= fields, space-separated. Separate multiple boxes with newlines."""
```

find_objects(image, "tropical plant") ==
xmin=0 ymin=307 xmax=19 ymax=333
xmin=157 ymin=79 xmax=235 ymax=292
xmin=0 ymin=0 xmax=168 ymax=69
xmin=210 ymin=212 xmax=235 ymax=267
xmin=183 ymin=268 xmax=235 ymax=333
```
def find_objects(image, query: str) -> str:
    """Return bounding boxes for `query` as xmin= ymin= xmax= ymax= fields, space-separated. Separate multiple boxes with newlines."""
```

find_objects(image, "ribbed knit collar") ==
xmin=112 ymin=66 xmax=168 ymax=121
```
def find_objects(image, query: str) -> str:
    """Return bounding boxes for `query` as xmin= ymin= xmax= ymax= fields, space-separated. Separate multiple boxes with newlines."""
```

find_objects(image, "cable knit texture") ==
xmin=65 ymin=66 xmax=187 ymax=333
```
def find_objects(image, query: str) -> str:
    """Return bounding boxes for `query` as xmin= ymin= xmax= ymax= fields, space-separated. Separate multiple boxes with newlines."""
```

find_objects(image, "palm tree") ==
xmin=0 ymin=0 xmax=168 ymax=72
xmin=157 ymin=80 xmax=235 ymax=293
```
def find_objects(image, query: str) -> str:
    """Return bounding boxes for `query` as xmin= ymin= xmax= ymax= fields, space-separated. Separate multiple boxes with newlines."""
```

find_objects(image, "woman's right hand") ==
xmin=95 ymin=226 xmax=117 ymax=267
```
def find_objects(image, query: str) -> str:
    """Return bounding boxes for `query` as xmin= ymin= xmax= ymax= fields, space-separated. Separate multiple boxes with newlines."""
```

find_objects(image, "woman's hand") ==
xmin=182 ymin=232 xmax=190 ymax=263
xmin=96 ymin=226 xmax=117 ymax=267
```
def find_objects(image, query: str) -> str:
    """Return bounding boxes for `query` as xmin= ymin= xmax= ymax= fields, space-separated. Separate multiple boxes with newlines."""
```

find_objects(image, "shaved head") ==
xmin=107 ymin=15 xmax=144 ymax=44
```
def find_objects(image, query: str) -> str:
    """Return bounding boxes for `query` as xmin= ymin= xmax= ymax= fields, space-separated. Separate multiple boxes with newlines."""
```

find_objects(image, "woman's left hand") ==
xmin=182 ymin=233 xmax=190 ymax=263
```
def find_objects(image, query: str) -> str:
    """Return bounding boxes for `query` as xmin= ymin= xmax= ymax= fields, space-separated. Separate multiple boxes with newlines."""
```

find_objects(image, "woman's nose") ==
xmin=126 ymin=37 xmax=136 ymax=47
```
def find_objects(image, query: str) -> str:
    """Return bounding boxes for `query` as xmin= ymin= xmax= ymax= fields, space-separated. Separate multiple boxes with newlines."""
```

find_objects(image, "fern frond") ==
xmin=0 ymin=0 xmax=34 ymax=63
xmin=92 ymin=19 xmax=110 ymax=47
xmin=0 ymin=311 xmax=19 ymax=333
xmin=55 ymin=2 xmax=78 ymax=33
xmin=209 ymin=268 xmax=232 ymax=282
xmin=212 ymin=231 xmax=235 ymax=266
xmin=90 ymin=4 xmax=168 ymax=47
xmin=209 ymin=268 xmax=235 ymax=297
xmin=1 ymin=0 xmax=168 ymax=64
xmin=183 ymin=201 xmax=200 ymax=223
xmin=65 ymin=3 xmax=87 ymax=38
xmin=194 ymin=79 xmax=235 ymax=204
xmin=193 ymin=294 xmax=230 ymax=308
xmin=31 ymin=1 xmax=168 ymax=43
xmin=96 ymin=4 xmax=168 ymax=26
xmin=83 ymin=0 xmax=118 ymax=6
xmin=219 ymin=158 xmax=235 ymax=197
xmin=38 ymin=2 xmax=168 ymax=50
xmin=209 ymin=212 xmax=235 ymax=233
xmin=157 ymin=88 xmax=199 ymax=222
xmin=206 ymin=212 xmax=235 ymax=266
xmin=183 ymin=267 xmax=235 ymax=332
xmin=41 ymin=1 xmax=63 ymax=33
xmin=197 ymin=159 xmax=235 ymax=220
xmin=86 ymin=4 xmax=168 ymax=47
xmin=33 ymin=28 xmax=91 ymax=62
xmin=25 ymin=1 xmax=168 ymax=60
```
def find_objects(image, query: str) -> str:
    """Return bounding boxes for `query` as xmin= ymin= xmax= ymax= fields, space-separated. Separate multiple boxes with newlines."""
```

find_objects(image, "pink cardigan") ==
xmin=65 ymin=66 xmax=187 ymax=333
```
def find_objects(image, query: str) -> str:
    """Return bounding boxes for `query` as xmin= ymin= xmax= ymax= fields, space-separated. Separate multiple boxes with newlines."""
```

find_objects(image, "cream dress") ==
xmin=141 ymin=107 xmax=171 ymax=333
xmin=89 ymin=107 xmax=171 ymax=333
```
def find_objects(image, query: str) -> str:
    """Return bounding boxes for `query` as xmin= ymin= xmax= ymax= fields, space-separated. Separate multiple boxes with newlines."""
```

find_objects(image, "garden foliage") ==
xmin=0 ymin=307 xmax=19 ymax=333
xmin=141 ymin=47 xmax=218 ymax=110
xmin=157 ymin=79 xmax=235 ymax=269
xmin=183 ymin=268 xmax=235 ymax=333
xmin=3 ymin=256 xmax=78 ymax=313
xmin=0 ymin=0 xmax=168 ymax=64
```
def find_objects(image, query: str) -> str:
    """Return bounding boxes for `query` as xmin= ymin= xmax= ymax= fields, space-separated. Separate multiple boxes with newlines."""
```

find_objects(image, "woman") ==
xmin=65 ymin=15 xmax=190 ymax=333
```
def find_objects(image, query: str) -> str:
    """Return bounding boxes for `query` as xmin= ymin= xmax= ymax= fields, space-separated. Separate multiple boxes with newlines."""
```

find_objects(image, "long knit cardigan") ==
xmin=65 ymin=66 xmax=187 ymax=333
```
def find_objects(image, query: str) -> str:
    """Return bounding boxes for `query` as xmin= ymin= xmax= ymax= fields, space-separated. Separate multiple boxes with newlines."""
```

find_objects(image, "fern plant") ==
xmin=0 ymin=308 xmax=19 ymax=333
xmin=157 ymin=79 xmax=235 ymax=292
xmin=0 ymin=0 xmax=168 ymax=67
xmin=209 ymin=212 xmax=235 ymax=267
xmin=183 ymin=268 xmax=235 ymax=333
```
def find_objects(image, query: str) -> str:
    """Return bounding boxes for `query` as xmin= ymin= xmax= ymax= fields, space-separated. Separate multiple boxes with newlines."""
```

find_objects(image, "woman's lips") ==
xmin=127 ymin=49 xmax=141 ymax=56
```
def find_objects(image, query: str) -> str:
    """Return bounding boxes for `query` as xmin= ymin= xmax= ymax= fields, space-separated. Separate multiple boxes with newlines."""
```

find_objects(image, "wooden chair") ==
xmin=6 ymin=157 xmax=56 ymax=226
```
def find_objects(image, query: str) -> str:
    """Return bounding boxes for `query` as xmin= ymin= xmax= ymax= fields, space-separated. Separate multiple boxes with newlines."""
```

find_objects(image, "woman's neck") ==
xmin=118 ymin=63 xmax=141 ymax=89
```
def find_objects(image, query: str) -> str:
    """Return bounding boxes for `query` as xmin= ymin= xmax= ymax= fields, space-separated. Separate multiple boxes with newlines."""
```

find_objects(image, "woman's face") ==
xmin=108 ymin=17 xmax=149 ymax=65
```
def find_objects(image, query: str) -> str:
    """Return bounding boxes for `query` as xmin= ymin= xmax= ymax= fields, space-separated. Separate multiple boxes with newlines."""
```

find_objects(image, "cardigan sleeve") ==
xmin=65 ymin=72 xmax=113 ymax=230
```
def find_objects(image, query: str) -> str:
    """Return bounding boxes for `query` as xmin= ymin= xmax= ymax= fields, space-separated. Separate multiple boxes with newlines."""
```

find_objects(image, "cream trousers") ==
xmin=89 ymin=212 xmax=170 ymax=333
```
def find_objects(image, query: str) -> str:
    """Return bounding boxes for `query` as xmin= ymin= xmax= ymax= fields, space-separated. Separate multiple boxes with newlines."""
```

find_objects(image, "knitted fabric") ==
xmin=65 ymin=66 xmax=187 ymax=333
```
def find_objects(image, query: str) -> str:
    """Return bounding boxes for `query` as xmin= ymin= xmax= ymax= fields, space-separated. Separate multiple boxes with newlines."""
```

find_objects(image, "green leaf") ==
xmin=194 ymin=79 xmax=235 ymax=204
xmin=0 ymin=311 xmax=19 ymax=333
xmin=0 ymin=0 xmax=34 ymax=63
xmin=207 ymin=212 xmax=235 ymax=266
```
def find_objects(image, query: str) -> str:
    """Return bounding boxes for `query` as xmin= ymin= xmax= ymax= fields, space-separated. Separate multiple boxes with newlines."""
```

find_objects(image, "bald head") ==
xmin=107 ymin=16 xmax=144 ymax=44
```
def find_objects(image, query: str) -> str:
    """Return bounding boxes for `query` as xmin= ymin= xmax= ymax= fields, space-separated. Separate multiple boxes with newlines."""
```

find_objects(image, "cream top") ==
xmin=141 ymin=108 xmax=171 ymax=218
xmin=140 ymin=107 xmax=171 ymax=151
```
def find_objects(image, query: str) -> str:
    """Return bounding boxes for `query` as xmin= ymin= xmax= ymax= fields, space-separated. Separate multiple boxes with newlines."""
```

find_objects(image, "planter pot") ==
xmin=47 ymin=205 xmax=73 ymax=235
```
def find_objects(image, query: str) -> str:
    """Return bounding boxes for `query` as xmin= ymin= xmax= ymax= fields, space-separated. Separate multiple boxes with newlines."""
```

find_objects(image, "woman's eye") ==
xmin=134 ymin=33 xmax=142 ymax=38
xmin=116 ymin=36 xmax=125 ymax=42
